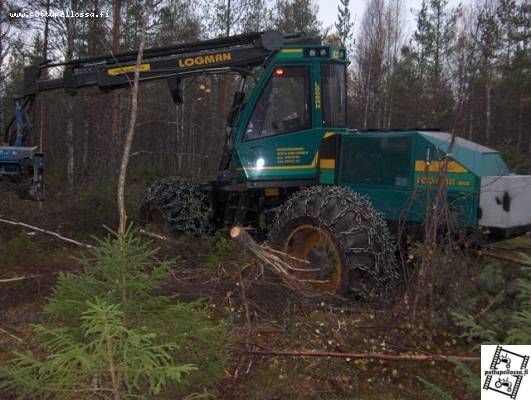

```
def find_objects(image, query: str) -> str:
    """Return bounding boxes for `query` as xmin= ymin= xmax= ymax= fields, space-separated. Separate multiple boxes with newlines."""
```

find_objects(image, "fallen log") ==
xmin=0 ymin=217 xmax=93 ymax=249
xmin=243 ymin=349 xmax=479 ymax=363
xmin=0 ymin=272 xmax=58 ymax=283
xmin=480 ymin=250 xmax=531 ymax=267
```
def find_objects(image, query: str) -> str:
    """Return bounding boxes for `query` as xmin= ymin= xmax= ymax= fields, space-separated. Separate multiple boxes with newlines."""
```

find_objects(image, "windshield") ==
xmin=322 ymin=63 xmax=347 ymax=128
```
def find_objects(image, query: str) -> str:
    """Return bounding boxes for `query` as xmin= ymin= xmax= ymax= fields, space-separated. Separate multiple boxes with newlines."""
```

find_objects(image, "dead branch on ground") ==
xmin=0 ymin=272 xmax=59 ymax=283
xmin=0 ymin=324 xmax=25 ymax=344
xmin=475 ymin=287 xmax=506 ymax=320
xmin=138 ymin=228 xmax=183 ymax=245
xmin=243 ymin=349 xmax=479 ymax=362
xmin=0 ymin=216 xmax=93 ymax=249
xmin=480 ymin=251 xmax=531 ymax=267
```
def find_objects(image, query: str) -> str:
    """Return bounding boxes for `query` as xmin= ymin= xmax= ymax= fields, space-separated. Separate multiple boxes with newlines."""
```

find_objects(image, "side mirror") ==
xmin=167 ymin=77 xmax=183 ymax=104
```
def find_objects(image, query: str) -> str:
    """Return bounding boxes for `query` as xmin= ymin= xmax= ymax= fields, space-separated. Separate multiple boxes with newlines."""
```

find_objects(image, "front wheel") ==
xmin=139 ymin=177 xmax=214 ymax=235
xmin=269 ymin=186 xmax=398 ymax=299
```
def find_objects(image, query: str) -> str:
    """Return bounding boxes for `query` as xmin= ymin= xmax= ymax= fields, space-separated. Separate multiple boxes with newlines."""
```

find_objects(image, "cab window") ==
xmin=244 ymin=66 xmax=311 ymax=140
xmin=322 ymin=63 xmax=346 ymax=127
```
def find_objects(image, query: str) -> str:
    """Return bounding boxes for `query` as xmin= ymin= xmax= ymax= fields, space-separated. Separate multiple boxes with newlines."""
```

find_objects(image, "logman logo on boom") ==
xmin=178 ymin=52 xmax=232 ymax=68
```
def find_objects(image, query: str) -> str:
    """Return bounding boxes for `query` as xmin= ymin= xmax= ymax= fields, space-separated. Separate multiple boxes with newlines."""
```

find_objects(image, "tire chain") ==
xmin=269 ymin=185 xmax=398 ymax=299
xmin=139 ymin=177 xmax=214 ymax=235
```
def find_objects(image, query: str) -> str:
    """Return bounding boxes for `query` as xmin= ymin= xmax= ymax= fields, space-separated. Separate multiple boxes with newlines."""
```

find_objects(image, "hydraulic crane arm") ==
xmin=22 ymin=31 xmax=304 ymax=98
xmin=1 ymin=31 xmax=318 ymax=201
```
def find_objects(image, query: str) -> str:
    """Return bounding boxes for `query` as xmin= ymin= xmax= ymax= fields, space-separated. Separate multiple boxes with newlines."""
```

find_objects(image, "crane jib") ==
xmin=106 ymin=52 xmax=233 ymax=76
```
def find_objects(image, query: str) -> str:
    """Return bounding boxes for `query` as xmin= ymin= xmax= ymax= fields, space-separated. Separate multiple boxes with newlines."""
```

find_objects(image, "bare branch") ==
xmin=243 ymin=349 xmax=479 ymax=362
xmin=0 ymin=216 xmax=93 ymax=249
xmin=0 ymin=272 xmax=58 ymax=283
xmin=479 ymin=251 xmax=531 ymax=268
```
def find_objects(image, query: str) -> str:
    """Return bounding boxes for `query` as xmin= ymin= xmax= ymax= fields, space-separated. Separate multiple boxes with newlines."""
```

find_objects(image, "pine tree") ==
xmin=0 ymin=229 xmax=227 ymax=398
xmin=335 ymin=0 xmax=354 ymax=60
xmin=0 ymin=300 xmax=196 ymax=399
xmin=273 ymin=0 xmax=321 ymax=36
xmin=242 ymin=0 xmax=273 ymax=33
xmin=412 ymin=0 xmax=458 ymax=127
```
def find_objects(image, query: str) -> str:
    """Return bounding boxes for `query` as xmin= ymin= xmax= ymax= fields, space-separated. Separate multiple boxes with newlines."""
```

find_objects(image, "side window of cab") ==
xmin=244 ymin=66 xmax=311 ymax=140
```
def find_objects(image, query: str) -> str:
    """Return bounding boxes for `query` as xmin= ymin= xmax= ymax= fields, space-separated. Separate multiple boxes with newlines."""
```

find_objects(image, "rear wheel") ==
xmin=269 ymin=186 xmax=397 ymax=298
xmin=139 ymin=177 xmax=214 ymax=235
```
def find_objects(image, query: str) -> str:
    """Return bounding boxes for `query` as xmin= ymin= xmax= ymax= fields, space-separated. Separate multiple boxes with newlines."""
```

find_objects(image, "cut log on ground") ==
xmin=243 ymin=349 xmax=479 ymax=362
xmin=229 ymin=226 xmax=324 ymax=298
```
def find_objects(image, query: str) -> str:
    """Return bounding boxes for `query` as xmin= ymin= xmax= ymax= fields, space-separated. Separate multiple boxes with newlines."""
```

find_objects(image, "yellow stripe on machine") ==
xmin=107 ymin=63 xmax=151 ymax=76
xmin=320 ymin=159 xmax=335 ymax=169
xmin=415 ymin=160 xmax=468 ymax=173
xmin=264 ymin=188 xmax=279 ymax=196
xmin=280 ymin=48 xmax=303 ymax=53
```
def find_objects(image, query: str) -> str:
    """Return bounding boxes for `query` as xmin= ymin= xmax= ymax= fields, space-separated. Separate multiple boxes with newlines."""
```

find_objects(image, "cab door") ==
xmin=236 ymin=64 xmax=323 ymax=182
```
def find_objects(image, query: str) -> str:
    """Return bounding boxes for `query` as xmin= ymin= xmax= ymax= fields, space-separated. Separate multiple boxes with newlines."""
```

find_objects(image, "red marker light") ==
xmin=275 ymin=68 xmax=284 ymax=76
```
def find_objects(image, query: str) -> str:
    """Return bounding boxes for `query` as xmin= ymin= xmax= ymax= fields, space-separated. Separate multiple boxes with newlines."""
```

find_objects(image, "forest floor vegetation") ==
xmin=0 ymin=179 xmax=529 ymax=399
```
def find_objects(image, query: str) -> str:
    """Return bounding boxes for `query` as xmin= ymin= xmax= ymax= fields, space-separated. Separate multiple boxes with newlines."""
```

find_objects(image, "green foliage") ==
xmin=475 ymin=262 xmax=505 ymax=294
xmin=498 ymin=144 xmax=528 ymax=174
xmin=0 ymin=231 xmax=45 ymax=267
xmin=206 ymin=233 xmax=242 ymax=269
xmin=505 ymin=256 xmax=531 ymax=343
xmin=1 ymin=300 xmax=196 ymax=399
xmin=452 ymin=253 xmax=531 ymax=347
xmin=420 ymin=361 xmax=480 ymax=400
xmin=44 ymin=231 xmax=171 ymax=328
xmin=411 ymin=0 xmax=459 ymax=126
xmin=418 ymin=376 xmax=454 ymax=400
xmin=452 ymin=313 xmax=496 ymax=348
xmin=335 ymin=0 xmax=354 ymax=59
xmin=1 ymin=229 xmax=227 ymax=398
xmin=273 ymin=0 xmax=321 ymax=36
xmin=452 ymin=361 xmax=480 ymax=400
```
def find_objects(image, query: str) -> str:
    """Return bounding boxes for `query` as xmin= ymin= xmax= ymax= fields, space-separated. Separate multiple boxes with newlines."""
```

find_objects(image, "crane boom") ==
xmin=22 ymin=31 xmax=311 ymax=97
xmin=1 ymin=31 xmax=318 ymax=200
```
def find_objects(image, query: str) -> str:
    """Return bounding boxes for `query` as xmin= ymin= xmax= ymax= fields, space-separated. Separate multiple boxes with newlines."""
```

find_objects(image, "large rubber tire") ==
xmin=269 ymin=186 xmax=398 ymax=299
xmin=139 ymin=177 xmax=214 ymax=235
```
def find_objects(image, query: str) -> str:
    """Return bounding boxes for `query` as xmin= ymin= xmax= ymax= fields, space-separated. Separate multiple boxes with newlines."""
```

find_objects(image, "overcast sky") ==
xmin=318 ymin=0 xmax=467 ymax=36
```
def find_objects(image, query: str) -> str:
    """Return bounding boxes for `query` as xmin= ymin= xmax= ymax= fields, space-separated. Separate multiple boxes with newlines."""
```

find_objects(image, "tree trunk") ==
xmin=82 ymin=101 xmax=90 ymax=174
xmin=110 ymin=0 xmax=122 ymax=177
xmin=0 ymin=0 xmax=6 ymax=142
xmin=65 ymin=0 xmax=77 ymax=192
xmin=66 ymin=100 xmax=75 ymax=192
xmin=117 ymin=11 xmax=147 ymax=234
xmin=38 ymin=0 xmax=51 ymax=152
xmin=485 ymin=79 xmax=492 ymax=143
xmin=363 ymin=71 xmax=370 ymax=129
xmin=226 ymin=0 xmax=232 ymax=37
xmin=516 ymin=93 xmax=523 ymax=148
